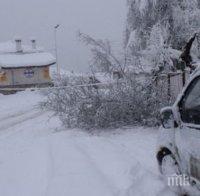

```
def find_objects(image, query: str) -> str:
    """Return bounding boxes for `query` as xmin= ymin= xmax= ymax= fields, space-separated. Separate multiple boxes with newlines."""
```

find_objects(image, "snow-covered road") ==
xmin=0 ymin=91 xmax=176 ymax=196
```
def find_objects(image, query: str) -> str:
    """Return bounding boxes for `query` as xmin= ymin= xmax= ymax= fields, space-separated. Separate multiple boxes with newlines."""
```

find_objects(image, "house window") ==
xmin=24 ymin=69 xmax=34 ymax=78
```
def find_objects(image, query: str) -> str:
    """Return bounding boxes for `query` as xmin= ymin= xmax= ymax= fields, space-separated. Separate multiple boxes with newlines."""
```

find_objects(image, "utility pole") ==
xmin=54 ymin=24 xmax=60 ymax=78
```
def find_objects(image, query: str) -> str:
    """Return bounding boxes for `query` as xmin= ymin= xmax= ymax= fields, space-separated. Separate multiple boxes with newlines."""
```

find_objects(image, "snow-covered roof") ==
xmin=0 ymin=41 xmax=56 ymax=68
xmin=0 ymin=53 xmax=56 ymax=68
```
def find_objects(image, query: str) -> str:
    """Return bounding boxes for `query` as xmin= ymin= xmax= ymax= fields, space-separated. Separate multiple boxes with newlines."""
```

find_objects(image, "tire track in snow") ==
xmin=44 ymin=137 xmax=119 ymax=196
xmin=0 ymin=111 xmax=48 ymax=142
xmin=73 ymin=141 xmax=119 ymax=196
xmin=0 ymin=108 xmax=44 ymax=131
xmin=45 ymin=138 xmax=56 ymax=196
xmin=73 ymin=135 xmax=173 ymax=196
xmin=0 ymin=106 xmax=39 ymax=122
xmin=74 ymin=138 xmax=141 ymax=196
xmin=102 ymin=134 xmax=176 ymax=196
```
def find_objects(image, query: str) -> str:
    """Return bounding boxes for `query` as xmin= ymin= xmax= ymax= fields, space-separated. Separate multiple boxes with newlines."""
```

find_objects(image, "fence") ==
xmin=155 ymin=70 xmax=191 ymax=102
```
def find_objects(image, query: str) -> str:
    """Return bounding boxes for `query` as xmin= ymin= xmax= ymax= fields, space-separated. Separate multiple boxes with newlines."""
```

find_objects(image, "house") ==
xmin=0 ymin=38 xmax=56 ymax=90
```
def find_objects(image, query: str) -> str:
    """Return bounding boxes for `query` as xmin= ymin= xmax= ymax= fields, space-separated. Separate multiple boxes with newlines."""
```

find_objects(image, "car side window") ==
xmin=179 ymin=76 xmax=200 ymax=124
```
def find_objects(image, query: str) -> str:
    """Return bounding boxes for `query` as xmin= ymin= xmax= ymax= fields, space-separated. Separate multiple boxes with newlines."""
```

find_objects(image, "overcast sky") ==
xmin=0 ymin=0 xmax=126 ymax=72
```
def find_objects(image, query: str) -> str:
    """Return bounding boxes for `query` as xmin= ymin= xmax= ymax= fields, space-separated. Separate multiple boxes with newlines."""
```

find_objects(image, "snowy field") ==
xmin=0 ymin=91 xmax=176 ymax=196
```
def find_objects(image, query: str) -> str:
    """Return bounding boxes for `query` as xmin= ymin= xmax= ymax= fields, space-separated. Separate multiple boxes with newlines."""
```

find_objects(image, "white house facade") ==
xmin=0 ymin=39 xmax=56 ymax=89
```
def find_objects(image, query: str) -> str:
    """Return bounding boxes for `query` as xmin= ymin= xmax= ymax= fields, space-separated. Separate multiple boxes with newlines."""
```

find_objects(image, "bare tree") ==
xmin=78 ymin=31 xmax=127 ymax=76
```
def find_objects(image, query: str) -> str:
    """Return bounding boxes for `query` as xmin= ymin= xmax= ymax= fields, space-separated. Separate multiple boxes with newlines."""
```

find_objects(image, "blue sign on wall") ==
xmin=24 ymin=69 xmax=34 ymax=78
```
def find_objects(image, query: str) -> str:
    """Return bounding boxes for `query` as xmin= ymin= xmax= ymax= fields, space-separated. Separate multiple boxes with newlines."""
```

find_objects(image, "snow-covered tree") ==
xmin=125 ymin=0 xmax=200 ymax=73
xmin=43 ymin=74 xmax=170 ymax=129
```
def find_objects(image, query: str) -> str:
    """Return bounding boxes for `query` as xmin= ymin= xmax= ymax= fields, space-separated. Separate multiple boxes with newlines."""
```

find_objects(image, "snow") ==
xmin=128 ymin=0 xmax=157 ymax=14
xmin=132 ymin=0 xmax=149 ymax=14
xmin=0 ymin=90 xmax=43 ymax=118
xmin=0 ymin=52 xmax=56 ymax=68
xmin=94 ymin=72 xmax=114 ymax=83
xmin=0 ymin=91 xmax=176 ymax=196
xmin=126 ymin=30 xmax=136 ymax=48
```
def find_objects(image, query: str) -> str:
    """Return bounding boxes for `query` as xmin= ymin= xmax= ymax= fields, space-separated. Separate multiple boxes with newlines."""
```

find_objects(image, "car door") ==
xmin=176 ymin=76 xmax=200 ymax=187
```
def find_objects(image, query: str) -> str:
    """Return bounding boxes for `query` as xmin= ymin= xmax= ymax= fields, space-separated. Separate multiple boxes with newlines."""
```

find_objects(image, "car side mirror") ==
xmin=161 ymin=107 xmax=179 ymax=129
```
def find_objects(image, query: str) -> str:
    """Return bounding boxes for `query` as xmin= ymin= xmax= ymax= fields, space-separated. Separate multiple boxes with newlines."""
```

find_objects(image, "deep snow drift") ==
xmin=0 ymin=91 xmax=176 ymax=196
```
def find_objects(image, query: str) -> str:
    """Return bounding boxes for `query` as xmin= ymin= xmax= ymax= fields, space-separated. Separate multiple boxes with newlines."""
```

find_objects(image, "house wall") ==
xmin=0 ymin=66 xmax=51 ymax=87
xmin=0 ymin=69 xmax=13 ymax=86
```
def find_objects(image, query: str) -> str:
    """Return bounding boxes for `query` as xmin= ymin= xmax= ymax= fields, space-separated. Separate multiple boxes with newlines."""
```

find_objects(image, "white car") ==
xmin=157 ymin=68 xmax=200 ymax=195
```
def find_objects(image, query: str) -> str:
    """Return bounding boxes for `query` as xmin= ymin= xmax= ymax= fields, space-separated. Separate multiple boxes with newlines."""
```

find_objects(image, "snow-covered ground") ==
xmin=0 ymin=91 xmax=176 ymax=196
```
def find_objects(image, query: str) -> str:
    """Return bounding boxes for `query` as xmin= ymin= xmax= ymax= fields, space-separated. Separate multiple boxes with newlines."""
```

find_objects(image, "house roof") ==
xmin=0 ymin=41 xmax=56 ymax=68
xmin=0 ymin=52 xmax=56 ymax=68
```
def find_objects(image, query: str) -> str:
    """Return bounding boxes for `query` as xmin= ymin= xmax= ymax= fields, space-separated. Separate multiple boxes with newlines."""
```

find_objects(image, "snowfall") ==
xmin=0 ymin=90 xmax=177 ymax=196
